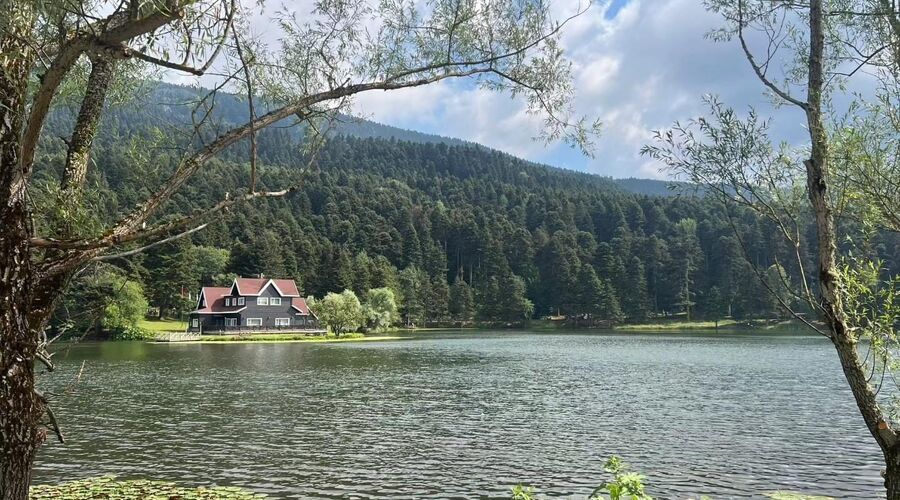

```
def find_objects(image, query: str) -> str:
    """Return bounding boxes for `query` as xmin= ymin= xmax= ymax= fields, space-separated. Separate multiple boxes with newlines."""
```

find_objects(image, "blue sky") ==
xmin=350 ymin=0 xmax=811 ymax=179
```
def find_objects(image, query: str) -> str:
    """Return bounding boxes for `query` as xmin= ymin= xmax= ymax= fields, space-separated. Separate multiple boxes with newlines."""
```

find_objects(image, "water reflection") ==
xmin=36 ymin=331 xmax=883 ymax=499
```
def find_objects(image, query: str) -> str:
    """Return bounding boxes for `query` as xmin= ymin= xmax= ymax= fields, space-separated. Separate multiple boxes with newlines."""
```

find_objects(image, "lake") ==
xmin=34 ymin=331 xmax=883 ymax=499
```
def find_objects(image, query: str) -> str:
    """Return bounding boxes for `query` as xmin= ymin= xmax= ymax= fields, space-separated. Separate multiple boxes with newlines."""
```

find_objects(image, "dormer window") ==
xmin=257 ymin=297 xmax=269 ymax=306
xmin=237 ymin=297 xmax=245 ymax=306
xmin=225 ymin=298 xmax=231 ymax=307
xmin=270 ymin=297 xmax=282 ymax=306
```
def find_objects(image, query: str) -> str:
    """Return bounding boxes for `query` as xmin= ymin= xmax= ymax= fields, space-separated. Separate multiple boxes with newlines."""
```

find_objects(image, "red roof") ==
xmin=191 ymin=278 xmax=303 ymax=314
xmin=233 ymin=278 xmax=300 ymax=297
xmin=291 ymin=298 xmax=314 ymax=316
xmin=194 ymin=287 xmax=240 ymax=314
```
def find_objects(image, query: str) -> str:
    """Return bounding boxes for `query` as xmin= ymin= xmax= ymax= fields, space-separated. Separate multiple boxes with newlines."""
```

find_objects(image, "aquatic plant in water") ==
xmin=30 ymin=476 xmax=266 ymax=499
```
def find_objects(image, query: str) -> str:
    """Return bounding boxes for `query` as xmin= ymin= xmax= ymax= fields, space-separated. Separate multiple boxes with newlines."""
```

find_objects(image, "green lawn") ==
xmin=615 ymin=319 xmax=739 ymax=331
xmin=138 ymin=318 xmax=187 ymax=333
xmin=158 ymin=332 xmax=405 ymax=344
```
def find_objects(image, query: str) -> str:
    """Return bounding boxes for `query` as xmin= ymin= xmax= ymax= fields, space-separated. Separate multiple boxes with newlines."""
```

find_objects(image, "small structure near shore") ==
xmin=188 ymin=277 xmax=321 ymax=334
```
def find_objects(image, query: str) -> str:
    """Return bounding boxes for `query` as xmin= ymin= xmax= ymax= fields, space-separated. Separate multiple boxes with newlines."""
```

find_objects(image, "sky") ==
xmin=345 ymin=0 xmax=814 ymax=179
xmin=180 ymin=0 xmax=817 ymax=180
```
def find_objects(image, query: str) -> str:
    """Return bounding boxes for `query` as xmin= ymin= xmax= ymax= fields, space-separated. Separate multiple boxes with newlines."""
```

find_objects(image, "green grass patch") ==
xmin=31 ymin=476 xmax=265 ymax=499
xmin=198 ymin=332 xmax=363 ymax=342
xmin=138 ymin=318 xmax=187 ymax=333
xmin=168 ymin=332 xmax=406 ymax=344
xmin=615 ymin=319 xmax=739 ymax=331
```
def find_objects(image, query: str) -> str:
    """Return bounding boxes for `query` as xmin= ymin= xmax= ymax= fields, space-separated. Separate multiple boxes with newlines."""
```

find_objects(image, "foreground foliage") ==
xmin=512 ymin=457 xmax=654 ymax=500
xmin=30 ymin=476 xmax=266 ymax=499
xmin=511 ymin=457 xmax=834 ymax=500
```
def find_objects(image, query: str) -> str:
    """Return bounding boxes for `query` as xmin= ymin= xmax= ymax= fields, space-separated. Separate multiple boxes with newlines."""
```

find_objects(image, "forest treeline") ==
xmin=34 ymin=84 xmax=900 ymax=331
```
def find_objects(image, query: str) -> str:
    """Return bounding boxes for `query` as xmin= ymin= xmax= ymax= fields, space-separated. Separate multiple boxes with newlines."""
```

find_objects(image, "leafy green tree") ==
xmin=54 ymin=266 xmax=149 ymax=337
xmin=312 ymin=290 xmax=364 ymax=336
xmin=364 ymin=287 xmax=398 ymax=332
xmin=103 ymin=278 xmax=150 ymax=337
xmin=188 ymin=246 xmax=229 ymax=286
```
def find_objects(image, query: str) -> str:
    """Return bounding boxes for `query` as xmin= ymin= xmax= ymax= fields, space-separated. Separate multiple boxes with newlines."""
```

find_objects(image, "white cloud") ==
xmin=161 ymin=0 xmax=815 ymax=179
xmin=349 ymin=0 xmax=801 ymax=178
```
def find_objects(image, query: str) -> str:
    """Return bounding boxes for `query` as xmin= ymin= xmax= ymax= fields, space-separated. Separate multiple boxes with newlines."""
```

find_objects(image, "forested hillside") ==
xmin=34 ymin=84 xmax=900 ymax=329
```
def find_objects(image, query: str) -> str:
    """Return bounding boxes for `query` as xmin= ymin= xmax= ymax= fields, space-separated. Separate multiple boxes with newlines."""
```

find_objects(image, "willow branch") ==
xmin=18 ymin=5 xmax=186 ymax=189
xmin=94 ymin=223 xmax=210 ymax=261
xmin=737 ymin=0 xmax=808 ymax=109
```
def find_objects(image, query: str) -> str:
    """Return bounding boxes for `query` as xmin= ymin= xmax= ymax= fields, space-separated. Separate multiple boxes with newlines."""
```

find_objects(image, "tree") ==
xmin=494 ymin=272 xmax=534 ymax=323
xmin=313 ymin=290 xmax=364 ymax=336
xmin=622 ymin=256 xmax=650 ymax=322
xmin=449 ymin=278 xmax=475 ymax=323
xmin=189 ymin=246 xmax=230 ymax=287
xmin=0 ymin=0 xmax=595 ymax=493
xmin=101 ymin=276 xmax=150 ymax=337
xmin=701 ymin=286 xmax=728 ymax=331
xmin=577 ymin=265 xmax=623 ymax=324
xmin=53 ymin=265 xmax=148 ymax=338
xmin=671 ymin=219 xmax=701 ymax=321
xmin=363 ymin=287 xmax=398 ymax=332
xmin=643 ymin=0 xmax=900 ymax=495
xmin=424 ymin=275 xmax=450 ymax=324
xmin=399 ymin=266 xmax=427 ymax=327
xmin=142 ymin=239 xmax=197 ymax=319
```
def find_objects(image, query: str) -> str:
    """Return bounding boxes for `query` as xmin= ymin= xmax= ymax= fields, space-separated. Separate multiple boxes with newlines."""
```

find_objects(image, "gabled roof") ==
xmin=291 ymin=298 xmax=316 ymax=317
xmin=232 ymin=277 xmax=300 ymax=297
xmin=192 ymin=287 xmax=233 ymax=314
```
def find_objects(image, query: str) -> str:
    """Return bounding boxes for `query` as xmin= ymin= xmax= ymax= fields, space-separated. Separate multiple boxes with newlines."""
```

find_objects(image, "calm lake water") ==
xmin=35 ymin=331 xmax=883 ymax=499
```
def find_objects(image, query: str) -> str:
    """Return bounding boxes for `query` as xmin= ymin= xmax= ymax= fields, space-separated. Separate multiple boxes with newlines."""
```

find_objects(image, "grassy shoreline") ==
xmin=614 ymin=319 xmax=813 ymax=333
xmin=153 ymin=332 xmax=406 ymax=344
xmin=138 ymin=318 xmax=813 ymax=345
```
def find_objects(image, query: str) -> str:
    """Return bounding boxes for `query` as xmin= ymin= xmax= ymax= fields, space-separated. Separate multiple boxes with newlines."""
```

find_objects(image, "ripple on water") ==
xmin=35 ymin=332 xmax=884 ymax=499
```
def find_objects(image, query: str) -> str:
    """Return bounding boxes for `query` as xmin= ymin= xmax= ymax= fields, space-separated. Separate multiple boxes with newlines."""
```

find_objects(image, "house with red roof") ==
xmin=188 ymin=277 xmax=319 ymax=333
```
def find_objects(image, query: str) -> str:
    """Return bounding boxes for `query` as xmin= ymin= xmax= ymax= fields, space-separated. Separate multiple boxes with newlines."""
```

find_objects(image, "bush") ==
xmin=511 ymin=457 xmax=834 ymax=500
xmin=109 ymin=326 xmax=155 ymax=341
xmin=31 ymin=476 xmax=266 ymax=499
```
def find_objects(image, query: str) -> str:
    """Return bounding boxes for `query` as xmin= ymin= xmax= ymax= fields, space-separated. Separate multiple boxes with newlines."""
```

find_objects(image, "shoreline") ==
xmin=140 ymin=320 xmax=814 ymax=345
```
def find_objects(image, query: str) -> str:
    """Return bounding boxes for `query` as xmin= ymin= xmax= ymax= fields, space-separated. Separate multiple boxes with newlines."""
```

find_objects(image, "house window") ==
xmin=192 ymin=319 xmax=199 ymax=328
xmin=275 ymin=318 xmax=290 ymax=326
xmin=225 ymin=298 xmax=231 ymax=307
xmin=237 ymin=297 xmax=245 ymax=306
xmin=246 ymin=318 xmax=262 ymax=327
xmin=225 ymin=318 xmax=237 ymax=327
xmin=270 ymin=297 xmax=282 ymax=306
xmin=257 ymin=297 xmax=269 ymax=306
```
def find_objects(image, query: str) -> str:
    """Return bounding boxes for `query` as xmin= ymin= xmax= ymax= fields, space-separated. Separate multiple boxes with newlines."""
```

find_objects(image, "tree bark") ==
xmin=62 ymin=57 xmax=116 ymax=194
xmin=803 ymin=1 xmax=899 ymax=496
xmin=887 ymin=450 xmax=900 ymax=500
xmin=0 ymin=4 xmax=45 ymax=499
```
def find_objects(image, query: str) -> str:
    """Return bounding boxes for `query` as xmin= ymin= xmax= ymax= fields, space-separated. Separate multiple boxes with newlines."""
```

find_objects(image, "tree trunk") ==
xmin=803 ymin=1 xmax=899 ymax=494
xmin=0 ymin=4 xmax=44 ymax=499
xmin=887 ymin=449 xmax=900 ymax=500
